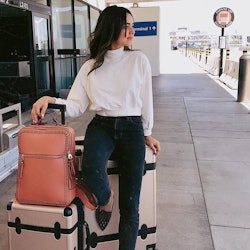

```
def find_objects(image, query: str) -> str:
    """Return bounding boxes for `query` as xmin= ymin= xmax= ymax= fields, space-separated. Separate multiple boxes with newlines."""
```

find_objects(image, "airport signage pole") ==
xmin=213 ymin=7 xmax=234 ymax=76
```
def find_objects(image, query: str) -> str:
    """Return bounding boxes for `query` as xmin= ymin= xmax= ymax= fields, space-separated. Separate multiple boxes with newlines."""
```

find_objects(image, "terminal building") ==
xmin=0 ymin=0 xmax=100 ymax=111
xmin=1 ymin=1 xmax=250 ymax=250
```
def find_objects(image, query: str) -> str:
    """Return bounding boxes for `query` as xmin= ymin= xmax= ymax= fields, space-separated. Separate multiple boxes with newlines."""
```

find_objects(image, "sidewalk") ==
xmin=155 ymin=51 xmax=250 ymax=250
xmin=1 ymin=50 xmax=250 ymax=250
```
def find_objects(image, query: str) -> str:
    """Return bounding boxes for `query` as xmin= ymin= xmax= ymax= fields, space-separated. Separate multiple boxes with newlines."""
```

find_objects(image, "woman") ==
xmin=31 ymin=5 xmax=160 ymax=250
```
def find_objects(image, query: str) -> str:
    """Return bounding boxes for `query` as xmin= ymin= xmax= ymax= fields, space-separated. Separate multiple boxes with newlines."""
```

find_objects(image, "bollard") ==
xmin=199 ymin=49 xmax=202 ymax=61
xmin=237 ymin=54 xmax=250 ymax=102
xmin=206 ymin=49 xmax=210 ymax=64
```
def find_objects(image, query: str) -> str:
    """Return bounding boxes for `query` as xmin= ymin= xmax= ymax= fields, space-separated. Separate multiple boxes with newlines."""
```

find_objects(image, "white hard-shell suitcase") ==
xmin=82 ymin=145 xmax=157 ymax=250
xmin=7 ymin=198 xmax=85 ymax=250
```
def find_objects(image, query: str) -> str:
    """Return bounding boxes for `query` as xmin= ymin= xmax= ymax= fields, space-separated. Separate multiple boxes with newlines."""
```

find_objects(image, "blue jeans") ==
xmin=81 ymin=114 xmax=145 ymax=250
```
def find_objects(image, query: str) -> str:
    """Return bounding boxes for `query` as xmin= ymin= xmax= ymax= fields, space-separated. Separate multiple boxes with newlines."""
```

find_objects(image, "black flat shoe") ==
xmin=95 ymin=207 xmax=112 ymax=231
xmin=95 ymin=190 xmax=114 ymax=231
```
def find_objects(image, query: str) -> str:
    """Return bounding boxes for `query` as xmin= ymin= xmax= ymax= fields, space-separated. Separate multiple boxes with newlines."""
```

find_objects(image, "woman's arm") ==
xmin=31 ymin=96 xmax=56 ymax=123
xmin=31 ymin=62 xmax=91 ymax=123
xmin=145 ymin=135 xmax=161 ymax=156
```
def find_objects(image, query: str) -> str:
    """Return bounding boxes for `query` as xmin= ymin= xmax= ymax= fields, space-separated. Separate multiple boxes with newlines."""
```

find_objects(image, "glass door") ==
xmin=32 ymin=13 xmax=53 ymax=97
xmin=74 ymin=2 xmax=90 ymax=73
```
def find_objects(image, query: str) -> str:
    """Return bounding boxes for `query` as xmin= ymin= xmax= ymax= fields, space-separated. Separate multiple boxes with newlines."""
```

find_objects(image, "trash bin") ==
xmin=237 ymin=54 xmax=250 ymax=102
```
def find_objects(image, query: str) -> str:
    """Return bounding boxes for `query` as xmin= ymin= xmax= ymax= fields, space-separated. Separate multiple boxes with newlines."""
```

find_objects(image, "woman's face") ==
xmin=112 ymin=13 xmax=135 ymax=50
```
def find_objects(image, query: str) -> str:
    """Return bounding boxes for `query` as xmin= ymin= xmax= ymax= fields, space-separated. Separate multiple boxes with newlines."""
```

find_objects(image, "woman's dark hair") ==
xmin=88 ymin=5 xmax=133 ymax=75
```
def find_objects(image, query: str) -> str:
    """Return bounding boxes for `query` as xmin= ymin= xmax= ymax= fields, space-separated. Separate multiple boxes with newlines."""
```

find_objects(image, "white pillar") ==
xmin=130 ymin=6 xmax=160 ymax=76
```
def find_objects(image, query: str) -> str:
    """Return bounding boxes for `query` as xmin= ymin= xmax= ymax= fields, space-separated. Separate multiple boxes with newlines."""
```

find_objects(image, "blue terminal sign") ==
xmin=134 ymin=21 xmax=157 ymax=37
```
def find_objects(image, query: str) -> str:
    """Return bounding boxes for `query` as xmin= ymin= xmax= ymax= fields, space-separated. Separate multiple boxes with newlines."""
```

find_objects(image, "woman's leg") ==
xmin=116 ymin=119 xmax=145 ymax=250
xmin=81 ymin=119 xmax=115 ymax=206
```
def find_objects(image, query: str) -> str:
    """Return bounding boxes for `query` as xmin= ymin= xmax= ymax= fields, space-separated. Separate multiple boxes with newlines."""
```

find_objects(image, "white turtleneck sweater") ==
xmin=55 ymin=47 xmax=153 ymax=136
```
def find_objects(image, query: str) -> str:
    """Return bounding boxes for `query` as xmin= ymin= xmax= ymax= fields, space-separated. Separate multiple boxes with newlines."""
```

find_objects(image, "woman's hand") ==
xmin=145 ymin=135 xmax=161 ymax=156
xmin=31 ymin=96 xmax=56 ymax=123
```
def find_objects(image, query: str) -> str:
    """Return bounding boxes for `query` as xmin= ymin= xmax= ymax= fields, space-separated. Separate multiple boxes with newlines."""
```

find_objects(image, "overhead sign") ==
xmin=213 ymin=7 xmax=234 ymax=28
xmin=134 ymin=21 xmax=157 ymax=36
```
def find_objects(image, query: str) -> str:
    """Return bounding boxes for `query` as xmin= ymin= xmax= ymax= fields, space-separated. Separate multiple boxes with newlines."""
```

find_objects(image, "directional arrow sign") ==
xmin=134 ymin=21 xmax=157 ymax=36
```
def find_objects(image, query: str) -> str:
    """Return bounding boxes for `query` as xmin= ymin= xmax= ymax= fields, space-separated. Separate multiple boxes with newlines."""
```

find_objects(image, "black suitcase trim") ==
xmin=89 ymin=232 xmax=119 ymax=248
xmin=107 ymin=162 xmax=156 ymax=176
xmin=146 ymin=243 xmax=157 ymax=250
xmin=138 ymin=224 xmax=157 ymax=240
xmin=8 ymin=218 xmax=78 ymax=239
xmin=145 ymin=162 xmax=156 ymax=171
xmin=88 ymin=224 xmax=156 ymax=248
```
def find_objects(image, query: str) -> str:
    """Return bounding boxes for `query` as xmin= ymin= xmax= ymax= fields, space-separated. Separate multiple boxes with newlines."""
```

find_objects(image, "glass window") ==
xmin=74 ymin=1 xmax=91 ymax=72
xmin=33 ymin=15 xmax=50 ymax=92
xmin=51 ymin=0 xmax=73 ymax=56
xmin=74 ymin=1 xmax=89 ymax=52
xmin=50 ymin=0 xmax=100 ymax=93
xmin=51 ymin=0 xmax=74 ymax=91
xmin=90 ymin=6 xmax=100 ymax=33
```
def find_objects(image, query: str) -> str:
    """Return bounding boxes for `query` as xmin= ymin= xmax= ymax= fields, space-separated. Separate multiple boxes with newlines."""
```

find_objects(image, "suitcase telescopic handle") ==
xmin=47 ymin=103 xmax=66 ymax=125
